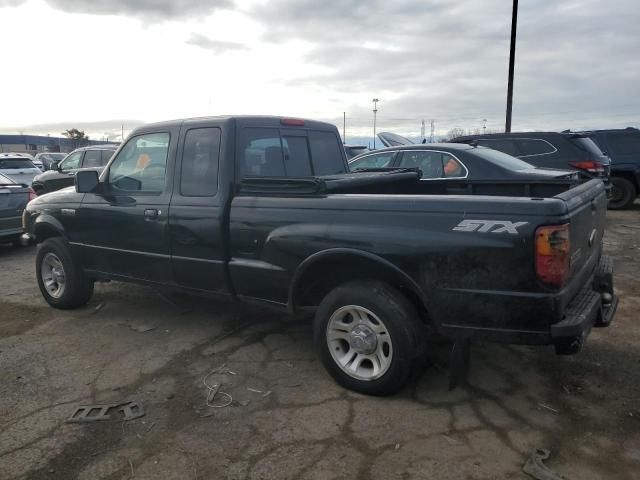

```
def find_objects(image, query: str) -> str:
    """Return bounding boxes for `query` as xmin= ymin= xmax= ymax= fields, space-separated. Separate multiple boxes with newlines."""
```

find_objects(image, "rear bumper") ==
xmin=550 ymin=255 xmax=617 ymax=354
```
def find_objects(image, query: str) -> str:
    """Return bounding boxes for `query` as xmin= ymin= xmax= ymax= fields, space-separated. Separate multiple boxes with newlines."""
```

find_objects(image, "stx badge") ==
xmin=453 ymin=219 xmax=528 ymax=235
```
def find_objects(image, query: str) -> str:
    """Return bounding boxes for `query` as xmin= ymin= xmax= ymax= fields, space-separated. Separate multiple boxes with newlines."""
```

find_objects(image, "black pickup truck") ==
xmin=23 ymin=116 xmax=617 ymax=395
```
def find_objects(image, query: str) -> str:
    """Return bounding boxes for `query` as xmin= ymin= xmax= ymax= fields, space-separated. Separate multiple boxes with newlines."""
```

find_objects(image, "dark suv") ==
xmin=450 ymin=132 xmax=612 ymax=198
xmin=32 ymin=145 xmax=117 ymax=195
xmin=578 ymin=128 xmax=640 ymax=209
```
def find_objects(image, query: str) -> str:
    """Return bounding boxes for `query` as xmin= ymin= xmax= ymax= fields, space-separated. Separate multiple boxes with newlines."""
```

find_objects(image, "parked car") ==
xmin=448 ymin=131 xmax=611 ymax=187
xmin=344 ymin=145 xmax=369 ymax=159
xmin=578 ymin=127 xmax=640 ymax=209
xmin=0 ymin=153 xmax=41 ymax=185
xmin=34 ymin=152 xmax=67 ymax=171
xmin=23 ymin=115 xmax=616 ymax=396
xmin=349 ymin=143 xmax=579 ymax=182
xmin=31 ymin=145 xmax=117 ymax=195
xmin=0 ymin=172 xmax=35 ymax=245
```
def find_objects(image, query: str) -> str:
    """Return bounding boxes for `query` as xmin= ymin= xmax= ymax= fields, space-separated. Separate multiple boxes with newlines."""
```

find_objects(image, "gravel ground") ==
xmin=1 ymin=203 xmax=639 ymax=480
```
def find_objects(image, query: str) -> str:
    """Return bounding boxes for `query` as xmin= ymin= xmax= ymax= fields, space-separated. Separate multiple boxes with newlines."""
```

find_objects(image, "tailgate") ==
xmin=555 ymin=179 xmax=608 ymax=306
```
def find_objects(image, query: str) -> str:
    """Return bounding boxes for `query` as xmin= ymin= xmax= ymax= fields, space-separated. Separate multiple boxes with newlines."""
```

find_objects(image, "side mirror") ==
xmin=51 ymin=161 xmax=61 ymax=171
xmin=76 ymin=170 xmax=100 ymax=193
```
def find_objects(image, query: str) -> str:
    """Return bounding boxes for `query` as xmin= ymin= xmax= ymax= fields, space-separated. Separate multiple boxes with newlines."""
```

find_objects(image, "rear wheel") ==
xmin=36 ymin=237 xmax=94 ymax=309
xmin=314 ymin=280 xmax=424 ymax=396
xmin=609 ymin=177 xmax=637 ymax=210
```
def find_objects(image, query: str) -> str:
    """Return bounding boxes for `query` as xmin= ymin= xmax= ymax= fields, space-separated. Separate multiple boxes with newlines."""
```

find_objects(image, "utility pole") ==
xmin=430 ymin=119 xmax=435 ymax=143
xmin=483 ymin=118 xmax=487 ymax=134
xmin=343 ymin=112 xmax=346 ymax=144
xmin=420 ymin=120 xmax=426 ymax=141
xmin=505 ymin=0 xmax=518 ymax=132
xmin=372 ymin=98 xmax=379 ymax=149
xmin=121 ymin=124 xmax=124 ymax=142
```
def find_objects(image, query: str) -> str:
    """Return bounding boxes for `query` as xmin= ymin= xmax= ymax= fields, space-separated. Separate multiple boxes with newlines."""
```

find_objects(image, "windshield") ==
xmin=472 ymin=147 xmax=534 ymax=171
xmin=0 ymin=159 xmax=36 ymax=169
xmin=40 ymin=153 xmax=66 ymax=161
xmin=0 ymin=172 xmax=14 ymax=184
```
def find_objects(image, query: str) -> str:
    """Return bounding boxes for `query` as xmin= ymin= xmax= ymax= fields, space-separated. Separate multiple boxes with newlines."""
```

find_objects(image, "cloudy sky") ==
xmin=0 ymin=0 xmax=638 ymax=142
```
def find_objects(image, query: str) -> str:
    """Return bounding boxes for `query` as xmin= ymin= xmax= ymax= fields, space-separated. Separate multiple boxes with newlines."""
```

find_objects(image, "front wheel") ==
xmin=36 ymin=237 xmax=94 ymax=309
xmin=314 ymin=280 xmax=424 ymax=396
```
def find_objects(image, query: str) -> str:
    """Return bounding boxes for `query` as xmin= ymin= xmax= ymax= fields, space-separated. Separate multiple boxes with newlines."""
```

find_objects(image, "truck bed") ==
xmin=238 ymin=169 xmax=582 ymax=198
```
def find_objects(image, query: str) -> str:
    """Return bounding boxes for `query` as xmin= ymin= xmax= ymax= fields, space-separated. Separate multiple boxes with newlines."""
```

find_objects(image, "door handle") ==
xmin=144 ymin=208 xmax=160 ymax=219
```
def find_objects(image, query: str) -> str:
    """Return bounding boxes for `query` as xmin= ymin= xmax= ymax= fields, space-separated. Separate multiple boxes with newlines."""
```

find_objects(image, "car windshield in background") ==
xmin=42 ymin=153 xmax=66 ymax=161
xmin=568 ymin=136 xmax=605 ymax=157
xmin=0 ymin=172 xmax=15 ymax=184
xmin=0 ymin=159 xmax=36 ymax=169
xmin=473 ymin=148 xmax=534 ymax=171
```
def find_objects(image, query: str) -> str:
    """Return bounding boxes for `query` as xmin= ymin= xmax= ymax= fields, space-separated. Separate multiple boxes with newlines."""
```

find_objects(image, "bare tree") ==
xmin=445 ymin=127 xmax=466 ymax=141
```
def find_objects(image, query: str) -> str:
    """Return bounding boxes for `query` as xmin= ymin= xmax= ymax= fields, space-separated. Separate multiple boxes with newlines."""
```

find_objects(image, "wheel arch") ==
xmin=33 ymin=214 xmax=66 ymax=244
xmin=288 ymin=248 xmax=430 ymax=322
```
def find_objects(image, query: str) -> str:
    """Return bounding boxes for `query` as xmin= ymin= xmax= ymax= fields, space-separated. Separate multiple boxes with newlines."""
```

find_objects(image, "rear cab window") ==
xmin=238 ymin=127 xmax=346 ymax=178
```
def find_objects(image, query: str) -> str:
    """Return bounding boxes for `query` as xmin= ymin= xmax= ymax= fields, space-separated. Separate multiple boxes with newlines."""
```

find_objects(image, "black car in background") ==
xmin=0 ymin=172 xmax=34 ymax=245
xmin=449 ymin=132 xmax=613 ymax=198
xmin=349 ymin=143 xmax=578 ymax=182
xmin=34 ymin=152 xmax=67 ymax=171
xmin=579 ymin=127 xmax=640 ymax=209
xmin=32 ymin=145 xmax=117 ymax=195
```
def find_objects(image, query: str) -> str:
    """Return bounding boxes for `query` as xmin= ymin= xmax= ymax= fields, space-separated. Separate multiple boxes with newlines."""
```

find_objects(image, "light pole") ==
xmin=505 ymin=0 xmax=518 ymax=132
xmin=372 ymin=98 xmax=379 ymax=149
xmin=483 ymin=118 xmax=487 ymax=133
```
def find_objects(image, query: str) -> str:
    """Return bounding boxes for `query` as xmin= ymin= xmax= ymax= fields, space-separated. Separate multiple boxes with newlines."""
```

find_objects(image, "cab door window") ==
xmin=82 ymin=150 xmax=102 ymax=168
xmin=108 ymin=132 xmax=170 ymax=193
xmin=60 ymin=151 xmax=83 ymax=171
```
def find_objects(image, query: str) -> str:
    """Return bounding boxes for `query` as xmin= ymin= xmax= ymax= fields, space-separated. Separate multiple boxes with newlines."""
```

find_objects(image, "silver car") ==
xmin=0 ymin=153 xmax=41 ymax=185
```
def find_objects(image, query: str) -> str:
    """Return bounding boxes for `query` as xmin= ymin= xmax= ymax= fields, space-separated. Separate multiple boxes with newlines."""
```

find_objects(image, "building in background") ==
xmin=0 ymin=134 xmax=118 ymax=155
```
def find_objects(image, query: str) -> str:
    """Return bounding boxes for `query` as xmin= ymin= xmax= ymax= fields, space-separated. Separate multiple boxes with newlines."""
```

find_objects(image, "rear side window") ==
xmin=517 ymin=139 xmax=556 ymax=156
xmin=83 ymin=150 xmax=102 ymax=168
xmin=350 ymin=152 xmax=395 ymax=170
xmin=605 ymin=132 xmax=640 ymax=155
xmin=180 ymin=127 xmax=221 ymax=196
xmin=476 ymin=139 xmax=520 ymax=156
xmin=398 ymin=151 xmax=466 ymax=179
xmin=309 ymin=131 xmax=345 ymax=175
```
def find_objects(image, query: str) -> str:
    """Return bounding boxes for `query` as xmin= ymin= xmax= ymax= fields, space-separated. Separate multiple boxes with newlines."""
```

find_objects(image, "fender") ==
xmin=287 ymin=247 xmax=428 ymax=314
xmin=32 ymin=213 xmax=67 ymax=242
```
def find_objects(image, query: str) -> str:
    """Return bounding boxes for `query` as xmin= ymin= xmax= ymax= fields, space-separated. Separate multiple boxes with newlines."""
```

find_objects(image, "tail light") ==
xmin=535 ymin=224 xmax=570 ymax=287
xmin=28 ymin=187 xmax=37 ymax=201
xmin=569 ymin=160 xmax=605 ymax=175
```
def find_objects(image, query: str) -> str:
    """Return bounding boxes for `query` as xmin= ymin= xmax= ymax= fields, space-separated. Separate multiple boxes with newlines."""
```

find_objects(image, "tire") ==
xmin=36 ymin=237 xmax=94 ymax=309
xmin=608 ymin=177 xmax=637 ymax=210
xmin=314 ymin=280 xmax=425 ymax=396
